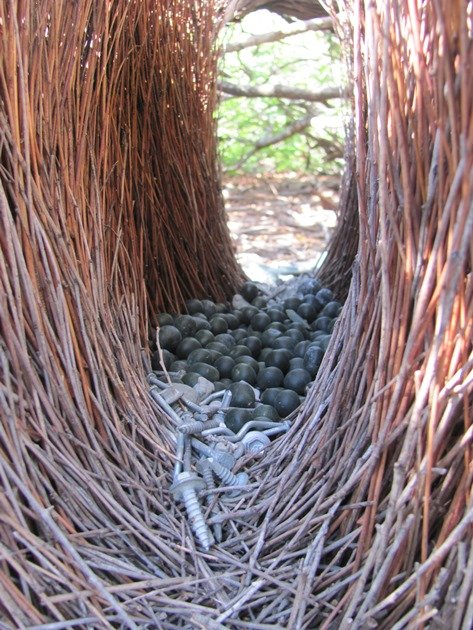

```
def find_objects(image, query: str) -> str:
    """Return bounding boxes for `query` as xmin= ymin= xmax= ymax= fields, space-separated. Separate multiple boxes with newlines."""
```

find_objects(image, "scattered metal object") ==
xmin=183 ymin=437 xmax=192 ymax=472
xmin=148 ymin=386 xmax=182 ymax=426
xmin=147 ymin=373 xmax=168 ymax=388
xmin=285 ymin=308 xmax=310 ymax=328
xmin=262 ymin=420 xmax=291 ymax=437
xmin=241 ymin=431 xmax=271 ymax=454
xmin=193 ymin=412 xmax=208 ymax=422
xmin=201 ymin=426 xmax=235 ymax=438
xmin=207 ymin=458 xmax=249 ymax=496
xmin=192 ymin=377 xmax=214 ymax=401
xmin=201 ymin=418 xmax=291 ymax=441
xmin=181 ymin=398 xmax=203 ymax=413
xmin=170 ymin=472 xmax=213 ymax=550
xmin=179 ymin=417 xmax=224 ymax=435
xmin=191 ymin=438 xmax=235 ymax=469
xmin=152 ymin=370 xmax=185 ymax=379
xmin=230 ymin=443 xmax=245 ymax=459
xmin=200 ymin=390 xmax=226 ymax=405
xmin=173 ymin=432 xmax=186 ymax=481
xmin=196 ymin=457 xmax=215 ymax=489
xmin=196 ymin=458 xmax=223 ymax=543
xmin=224 ymin=419 xmax=291 ymax=442
xmin=160 ymin=387 xmax=182 ymax=405
xmin=149 ymin=377 xmax=288 ymax=549
xmin=200 ymin=403 xmax=220 ymax=417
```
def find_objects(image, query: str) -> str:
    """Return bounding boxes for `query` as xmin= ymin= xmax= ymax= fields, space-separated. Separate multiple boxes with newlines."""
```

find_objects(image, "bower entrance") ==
xmin=0 ymin=1 xmax=472 ymax=629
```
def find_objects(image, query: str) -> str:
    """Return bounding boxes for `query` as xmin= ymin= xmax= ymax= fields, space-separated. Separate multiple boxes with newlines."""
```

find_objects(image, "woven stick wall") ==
xmin=0 ymin=0 xmax=472 ymax=629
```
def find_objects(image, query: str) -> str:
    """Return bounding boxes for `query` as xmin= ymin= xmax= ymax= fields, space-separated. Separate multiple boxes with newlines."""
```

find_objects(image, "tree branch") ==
xmin=222 ymin=110 xmax=342 ymax=172
xmin=218 ymin=81 xmax=350 ymax=102
xmin=254 ymin=112 xmax=314 ymax=149
xmin=223 ymin=16 xmax=334 ymax=53
xmin=230 ymin=0 xmax=328 ymax=22
xmin=222 ymin=123 xmax=302 ymax=172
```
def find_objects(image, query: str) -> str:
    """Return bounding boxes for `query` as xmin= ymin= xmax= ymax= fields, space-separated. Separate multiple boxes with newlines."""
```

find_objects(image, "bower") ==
xmin=0 ymin=0 xmax=472 ymax=627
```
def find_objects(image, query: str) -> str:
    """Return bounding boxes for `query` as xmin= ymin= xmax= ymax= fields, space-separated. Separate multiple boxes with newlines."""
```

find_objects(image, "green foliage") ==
xmin=217 ymin=11 xmax=347 ymax=175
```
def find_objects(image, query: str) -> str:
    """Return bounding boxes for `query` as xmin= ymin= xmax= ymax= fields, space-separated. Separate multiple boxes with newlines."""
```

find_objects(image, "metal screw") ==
xmin=200 ymin=390 xmax=226 ymax=405
xmin=213 ymin=440 xmax=245 ymax=459
xmin=241 ymin=431 xmax=271 ymax=454
xmin=183 ymin=437 xmax=192 ymax=471
xmin=152 ymin=370 xmax=185 ymax=379
xmin=209 ymin=421 xmax=270 ymax=442
xmin=220 ymin=389 xmax=233 ymax=410
xmin=179 ymin=416 xmax=224 ymax=435
xmin=193 ymin=412 xmax=209 ymax=422
xmin=173 ymin=432 xmax=186 ymax=481
xmin=201 ymin=401 xmax=222 ymax=417
xmin=196 ymin=458 xmax=216 ymax=490
xmin=224 ymin=419 xmax=291 ymax=442
xmin=262 ymin=420 xmax=291 ymax=437
xmin=196 ymin=458 xmax=223 ymax=543
xmin=285 ymin=308 xmax=310 ymax=328
xmin=149 ymin=386 xmax=182 ymax=425
xmin=181 ymin=398 xmax=203 ymax=413
xmin=192 ymin=377 xmax=214 ymax=401
xmin=147 ymin=373 xmax=168 ymax=388
xmin=191 ymin=438 xmax=235 ymax=469
xmin=231 ymin=443 xmax=245 ymax=459
xmin=201 ymin=426 xmax=235 ymax=438
xmin=170 ymin=472 xmax=213 ymax=550
xmin=207 ymin=458 xmax=249 ymax=496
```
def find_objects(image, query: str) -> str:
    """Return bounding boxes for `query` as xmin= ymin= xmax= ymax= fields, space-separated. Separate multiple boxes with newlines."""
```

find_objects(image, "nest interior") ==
xmin=0 ymin=0 xmax=472 ymax=628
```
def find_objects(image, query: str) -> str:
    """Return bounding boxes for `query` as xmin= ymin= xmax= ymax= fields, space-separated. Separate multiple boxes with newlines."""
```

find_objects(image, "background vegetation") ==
xmin=217 ymin=10 xmax=348 ymax=175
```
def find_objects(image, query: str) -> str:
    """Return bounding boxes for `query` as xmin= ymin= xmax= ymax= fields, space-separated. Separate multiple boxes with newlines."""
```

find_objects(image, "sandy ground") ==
xmin=223 ymin=173 xmax=340 ymax=282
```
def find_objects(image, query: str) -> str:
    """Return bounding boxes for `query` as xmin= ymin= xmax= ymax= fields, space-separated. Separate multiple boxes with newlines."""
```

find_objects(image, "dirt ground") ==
xmin=223 ymin=173 xmax=340 ymax=282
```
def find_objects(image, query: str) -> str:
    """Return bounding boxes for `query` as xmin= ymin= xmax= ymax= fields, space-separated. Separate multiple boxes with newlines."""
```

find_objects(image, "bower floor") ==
xmin=223 ymin=174 xmax=340 ymax=282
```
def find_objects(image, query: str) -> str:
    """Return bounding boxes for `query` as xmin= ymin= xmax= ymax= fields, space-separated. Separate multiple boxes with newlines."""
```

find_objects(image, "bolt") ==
xmin=152 ymin=370 xmax=185 ymax=379
xmin=196 ymin=458 xmax=216 ymax=490
xmin=262 ymin=420 xmax=291 ymax=437
xmin=231 ymin=443 xmax=245 ymax=460
xmin=173 ymin=432 xmax=186 ymax=481
xmin=216 ymin=390 xmax=232 ymax=416
xmin=220 ymin=389 xmax=233 ymax=410
xmin=241 ymin=431 xmax=271 ymax=454
xmin=285 ymin=308 xmax=310 ymax=329
xmin=181 ymin=398 xmax=203 ymax=413
xmin=207 ymin=458 xmax=249 ymax=496
xmin=180 ymin=411 xmax=194 ymax=423
xmin=192 ymin=377 xmax=214 ymax=401
xmin=170 ymin=472 xmax=213 ymax=551
xmin=201 ymin=426 xmax=235 ymax=438
xmin=162 ymin=389 xmax=183 ymax=405
xmin=149 ymin=386 xmax=182 ymax=425
xmin=191 ymin=438 xmax=235 ymax=469
xmin=147 ymin=373 xmax=168 ymax=388
xmin=225 ymin=420 xmax=291 ymax=442
xmin=195 ymin=390 xmax=232 ymax=432
xmin=179 ymin=417 xmax=224 ymax=435
xmin=183 ymin=437 xmax=192 ymax=471
xmin=201 ymin=401 xmax=221 ymax=417
xmin=196 ymin=458 xmax=222 ymax=542
xmin=203 ymin=438 xmax=245 ymax=460
xmin=200 ymin=390 xmax=226 ymax=406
